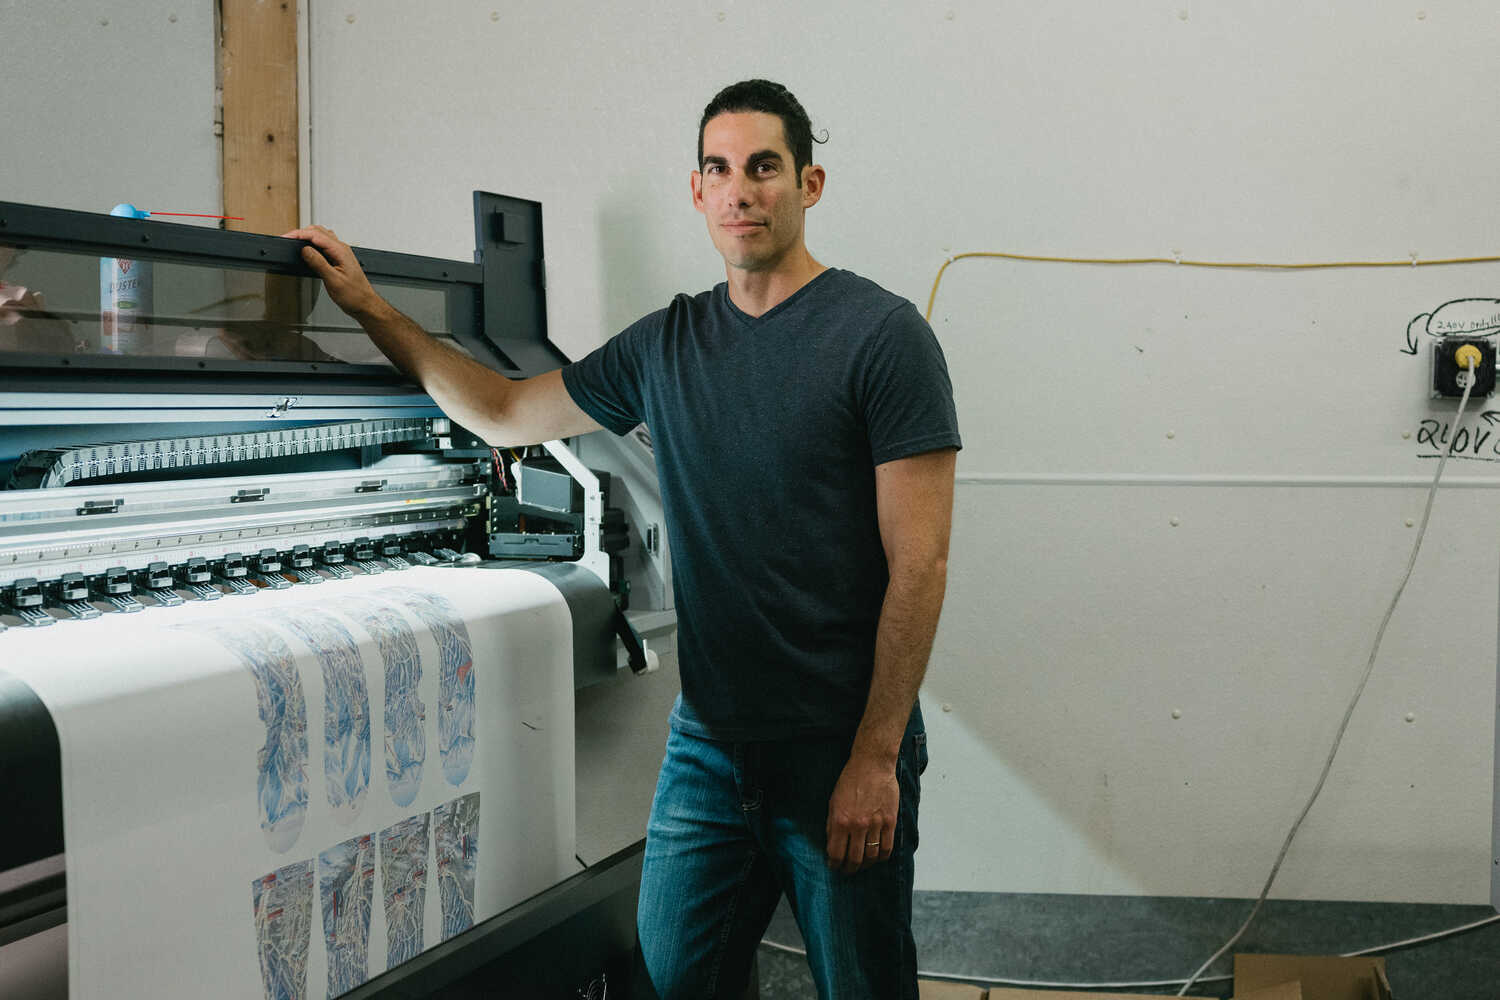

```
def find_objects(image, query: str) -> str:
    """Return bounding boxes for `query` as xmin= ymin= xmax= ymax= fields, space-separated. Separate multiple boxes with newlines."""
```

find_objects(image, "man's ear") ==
xmin=690 ymin=171 xmax=706 ymax=215
xmin=801 ymin=164 xmax=826 ymax=209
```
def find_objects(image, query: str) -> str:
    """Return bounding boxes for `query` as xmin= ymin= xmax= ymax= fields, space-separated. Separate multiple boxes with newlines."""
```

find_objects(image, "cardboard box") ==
xmin=1235 ymin=984 xmax=1303 ymax=1000
xmin=1234 ymin=955 xmax=1391 ymax=1000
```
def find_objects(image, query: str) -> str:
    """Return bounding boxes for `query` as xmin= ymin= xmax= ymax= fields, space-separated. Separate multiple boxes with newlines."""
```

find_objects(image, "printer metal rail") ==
xmin=7 ymin=417 xmax=435 ymax=489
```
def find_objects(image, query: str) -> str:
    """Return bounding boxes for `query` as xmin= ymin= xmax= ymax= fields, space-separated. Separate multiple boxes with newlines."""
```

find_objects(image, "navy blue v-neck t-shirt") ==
xmin=561 ymin=268 xmax=961 ymax=741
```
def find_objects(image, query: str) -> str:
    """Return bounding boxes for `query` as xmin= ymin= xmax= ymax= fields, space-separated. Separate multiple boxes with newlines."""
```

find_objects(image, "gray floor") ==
xmin=754 ymin=891 xmax=1500 ymax=998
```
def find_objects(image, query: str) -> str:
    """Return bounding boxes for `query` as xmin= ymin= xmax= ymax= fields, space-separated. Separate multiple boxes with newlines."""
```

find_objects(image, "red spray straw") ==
xmin=150 ymin=212 xmax=245 ymax=220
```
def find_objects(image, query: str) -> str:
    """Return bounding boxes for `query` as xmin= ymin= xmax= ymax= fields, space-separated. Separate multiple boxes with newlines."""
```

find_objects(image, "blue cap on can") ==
xmin=109 ymin=203 xmax=150 ymax=219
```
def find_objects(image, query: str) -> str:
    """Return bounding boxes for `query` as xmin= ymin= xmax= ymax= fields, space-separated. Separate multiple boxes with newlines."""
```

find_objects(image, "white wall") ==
xmin=2 ymin=1 xmax=219 ymax=218
xmin=312 ymin=1 xmax=1495 ymax=905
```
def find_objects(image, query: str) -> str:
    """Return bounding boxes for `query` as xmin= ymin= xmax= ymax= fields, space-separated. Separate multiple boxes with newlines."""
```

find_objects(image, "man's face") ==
xmin=692 ymin=111 xmax=823 ymax=274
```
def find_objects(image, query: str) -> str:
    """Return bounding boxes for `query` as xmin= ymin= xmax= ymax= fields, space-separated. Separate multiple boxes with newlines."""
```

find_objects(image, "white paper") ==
xmin=0 ymin=566 xmax=576 ymax=1000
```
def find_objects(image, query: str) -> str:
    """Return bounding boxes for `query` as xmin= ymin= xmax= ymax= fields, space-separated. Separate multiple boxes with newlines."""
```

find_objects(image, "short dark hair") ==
xmin=698 ymin=79 xmax=823 ymax=185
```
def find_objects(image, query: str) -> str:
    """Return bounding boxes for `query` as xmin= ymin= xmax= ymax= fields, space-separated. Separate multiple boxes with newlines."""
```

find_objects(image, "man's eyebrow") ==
xmin=699 ymin=150 xmax=785 ymax=169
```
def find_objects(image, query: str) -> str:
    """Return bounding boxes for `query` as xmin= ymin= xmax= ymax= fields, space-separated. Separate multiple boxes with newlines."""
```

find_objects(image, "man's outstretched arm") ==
xmin=824 ymin=446 xmax=956 ymax=874
xmin=285 ymin=225 xmax=601 ymax=446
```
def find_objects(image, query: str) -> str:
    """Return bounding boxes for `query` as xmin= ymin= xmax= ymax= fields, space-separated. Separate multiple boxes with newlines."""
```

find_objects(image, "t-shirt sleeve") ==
xmin=559 ymin=311 xmax=661 ymax=437
xmin=859 ymin=301 xmax=963 ymax=465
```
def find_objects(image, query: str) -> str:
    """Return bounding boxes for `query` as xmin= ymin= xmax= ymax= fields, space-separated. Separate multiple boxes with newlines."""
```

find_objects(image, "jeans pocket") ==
xmin=912 ymin=731 xmax=928 ymax=776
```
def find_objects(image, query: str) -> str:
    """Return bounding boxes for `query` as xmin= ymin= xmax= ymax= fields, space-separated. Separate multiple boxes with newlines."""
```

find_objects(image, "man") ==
xmin=287 ymin=79 xmax=960 ymax=999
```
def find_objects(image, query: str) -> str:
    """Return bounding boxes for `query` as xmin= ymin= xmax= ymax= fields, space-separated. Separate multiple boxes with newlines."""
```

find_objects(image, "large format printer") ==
xmin=0 ymin=194 xmax=672 ymax=999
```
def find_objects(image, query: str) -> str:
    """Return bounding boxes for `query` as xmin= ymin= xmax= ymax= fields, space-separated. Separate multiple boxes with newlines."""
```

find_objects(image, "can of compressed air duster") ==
xmin=100 ymin=203 xmax=153 ymax=354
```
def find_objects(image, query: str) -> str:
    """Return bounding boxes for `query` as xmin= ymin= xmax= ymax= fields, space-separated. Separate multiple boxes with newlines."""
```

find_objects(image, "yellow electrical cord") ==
xmin=924 ymin=250 xmax=1500 ymax=322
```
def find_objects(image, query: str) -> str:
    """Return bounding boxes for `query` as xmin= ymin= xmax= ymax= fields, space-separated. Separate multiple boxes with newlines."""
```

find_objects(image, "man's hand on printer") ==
xmin=282 ymin=226 xmax=389 ymax=322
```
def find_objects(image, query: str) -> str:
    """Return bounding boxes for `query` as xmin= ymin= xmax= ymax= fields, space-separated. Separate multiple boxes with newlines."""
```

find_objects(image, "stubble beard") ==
xmin=715 ymin=221 xmax=800 ymax=275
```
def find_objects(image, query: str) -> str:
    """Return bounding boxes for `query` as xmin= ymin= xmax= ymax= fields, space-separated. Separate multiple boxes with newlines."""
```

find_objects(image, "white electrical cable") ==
xmin=1174 ymin=358 xmax=1481 ymax=995
xmin=1342 ymin=911 xmax=1500 ymax=957
xmin=759 ymin=911 xmax=1500 ymax=992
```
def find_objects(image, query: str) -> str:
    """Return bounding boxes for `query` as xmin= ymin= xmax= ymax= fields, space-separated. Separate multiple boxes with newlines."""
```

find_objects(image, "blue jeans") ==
xmin=633 ymin=708 xmax=928 ymax=999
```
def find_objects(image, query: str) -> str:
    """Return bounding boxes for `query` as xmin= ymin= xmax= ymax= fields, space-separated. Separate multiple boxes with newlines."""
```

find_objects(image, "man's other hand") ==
xmin=281 ymin=225 xmax=385 ymax=320
xmin=824 ymin=752 xmax=898 ymax=874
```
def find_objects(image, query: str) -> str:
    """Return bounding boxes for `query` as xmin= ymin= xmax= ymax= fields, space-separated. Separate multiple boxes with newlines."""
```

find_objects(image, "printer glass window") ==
xmin=0 ymin=243 xmax=470 ymax=368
